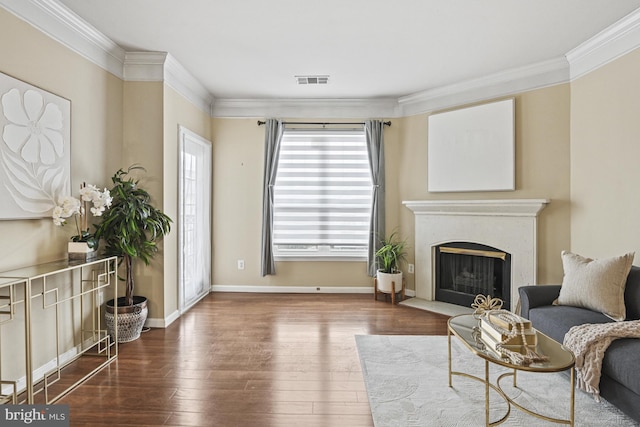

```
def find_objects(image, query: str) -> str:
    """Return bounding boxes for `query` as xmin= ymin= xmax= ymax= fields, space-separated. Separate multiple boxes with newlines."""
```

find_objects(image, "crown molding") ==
xmin=397 ymin=57 xmax=570 ymax=116
xmin=3 ymin=1 xmax=640 ymax=119
xmin=123 ymin=52 xmax=167 ymax=81
xmin=163 ymin=54 xmax=215 ymax=115
xmin=211 ymin=97 xmax=400 ymax=118
xmin=123 ymin=52 xmax=215 ymax=114
xmin=1 ymin=0 xmax=213 ymax=115
xmin=0 ymin=0 xmax=125 ymax=78
xmin=566 ymin=7 xmax=640 ymax=81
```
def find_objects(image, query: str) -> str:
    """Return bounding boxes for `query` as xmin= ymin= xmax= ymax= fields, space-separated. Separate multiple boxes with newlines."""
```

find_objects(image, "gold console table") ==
xmin=0 ymin=256 xmax=118 ymax=404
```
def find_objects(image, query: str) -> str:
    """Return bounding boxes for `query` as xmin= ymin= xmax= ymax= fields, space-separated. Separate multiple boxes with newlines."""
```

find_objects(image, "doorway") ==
xmin=178 ymin=126 xmax=212 ymax=312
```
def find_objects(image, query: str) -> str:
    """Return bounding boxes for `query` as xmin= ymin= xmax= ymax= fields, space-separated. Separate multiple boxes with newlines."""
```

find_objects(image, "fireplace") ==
xmin=403 ymin=199 xmax=549 ymax=312
xmin=435 ymin=242 xmax=511 ymax=310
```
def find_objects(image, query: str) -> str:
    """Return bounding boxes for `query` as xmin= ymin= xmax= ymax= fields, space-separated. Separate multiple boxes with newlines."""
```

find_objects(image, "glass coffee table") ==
xmin=448 ymin=314 xmax=576 ymax=426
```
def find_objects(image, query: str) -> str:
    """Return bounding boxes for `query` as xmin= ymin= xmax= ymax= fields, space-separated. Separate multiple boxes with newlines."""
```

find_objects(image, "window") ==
xmin=273 ymin=128 xmax=372 ymax=259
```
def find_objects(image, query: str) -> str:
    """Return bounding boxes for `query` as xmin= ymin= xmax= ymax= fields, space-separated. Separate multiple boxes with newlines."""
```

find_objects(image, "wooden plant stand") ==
xmin=374 ymin=277 xmax=406 ymax=304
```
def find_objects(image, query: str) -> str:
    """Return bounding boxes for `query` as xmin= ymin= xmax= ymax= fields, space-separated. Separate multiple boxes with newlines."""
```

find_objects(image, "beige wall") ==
xmin=0 ymin=8 xmax=123 ymax=270
xmin=570 ymin=48 xmax=640 ymax=261
xmin=211 ymin=118 xmax=394 ymax=288
xmin=0 ymin=8 xmax=123 ymax=382
xmin=0 ymin=4 xmax=214 ymax=325
xmin=121 ymin=81 xmax=165 ymax=317
xmin=3 ymin=0 xmax=638 ymax=322
xmin=162 ymin=85 xmax=211 ymax=317
xmin=212 ymin=89 xmax=571 ymax=291
xmin=395 ymin=86 xmax=571 ymax=289
xmin=121 ymin=82 xmax=212 ymax=320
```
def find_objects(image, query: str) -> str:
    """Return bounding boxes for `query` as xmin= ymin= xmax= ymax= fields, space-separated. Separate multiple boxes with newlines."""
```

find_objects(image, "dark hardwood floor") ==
xmin=60 ymin=293 xmax=450 ymax=426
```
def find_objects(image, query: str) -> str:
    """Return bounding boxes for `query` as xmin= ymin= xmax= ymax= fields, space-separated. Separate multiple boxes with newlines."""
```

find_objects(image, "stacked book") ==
xmin=479 ymin=313 xmax=537 ymax=355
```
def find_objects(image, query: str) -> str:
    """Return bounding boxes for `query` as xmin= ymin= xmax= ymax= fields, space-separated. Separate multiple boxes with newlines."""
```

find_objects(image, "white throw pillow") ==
xmin=555 ymin=251 xmax=634 ymax=321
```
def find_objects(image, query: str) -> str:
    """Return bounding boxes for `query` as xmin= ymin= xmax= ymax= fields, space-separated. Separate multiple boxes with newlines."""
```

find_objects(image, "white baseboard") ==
xmin=211 ymin=284 xmax=374 ymax=294
xmin=145 ymin=310 xmax=180 ymax=328
xmin=211 ymin=285 xmax=416 ymax=296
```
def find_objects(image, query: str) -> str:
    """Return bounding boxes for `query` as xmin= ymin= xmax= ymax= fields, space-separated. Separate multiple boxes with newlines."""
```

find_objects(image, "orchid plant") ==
xmin=52 ymin=183 xmax=113 ymax=249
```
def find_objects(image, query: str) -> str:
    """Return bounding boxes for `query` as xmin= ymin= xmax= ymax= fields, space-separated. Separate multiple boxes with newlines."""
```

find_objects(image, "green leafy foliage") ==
xmin=94 ymin=165 xmax=172 ymax=306
xmin=71 ymin=230 xmax=99 ymax=250
xmin=375 ymin=231 xmax=408 ymax=274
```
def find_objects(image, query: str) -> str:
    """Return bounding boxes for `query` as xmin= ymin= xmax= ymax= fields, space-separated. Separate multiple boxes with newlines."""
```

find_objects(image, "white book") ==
xmin=480 ymin=318 xmax=537 ymax=346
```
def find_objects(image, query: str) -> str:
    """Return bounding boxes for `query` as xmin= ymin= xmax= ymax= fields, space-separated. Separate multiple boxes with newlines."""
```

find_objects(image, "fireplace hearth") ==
xmin=435 ymin=242 xmax=511 ymax=310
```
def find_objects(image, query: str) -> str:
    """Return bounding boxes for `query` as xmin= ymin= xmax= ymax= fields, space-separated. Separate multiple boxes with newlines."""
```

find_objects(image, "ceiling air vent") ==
xmin=295 ymin=75 xmax=329 ymax=85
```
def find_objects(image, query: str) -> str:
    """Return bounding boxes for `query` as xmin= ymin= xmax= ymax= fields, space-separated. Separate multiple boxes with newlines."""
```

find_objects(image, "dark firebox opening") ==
xmin=435 ymin=242 xmax=511 ymax=310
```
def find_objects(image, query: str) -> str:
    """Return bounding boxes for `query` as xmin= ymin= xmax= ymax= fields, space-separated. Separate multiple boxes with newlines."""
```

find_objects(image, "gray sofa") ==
xmin=519 ymin=265 xmax=640 ymax=423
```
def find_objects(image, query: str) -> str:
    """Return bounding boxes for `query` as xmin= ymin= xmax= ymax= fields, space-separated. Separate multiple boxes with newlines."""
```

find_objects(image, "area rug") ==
xmin=356 ymin=335 xmax=637 ymax=426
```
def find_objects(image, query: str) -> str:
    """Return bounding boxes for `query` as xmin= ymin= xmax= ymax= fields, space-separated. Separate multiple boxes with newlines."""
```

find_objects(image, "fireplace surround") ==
xmin=403 ymin=199 xmax=548 ymax=311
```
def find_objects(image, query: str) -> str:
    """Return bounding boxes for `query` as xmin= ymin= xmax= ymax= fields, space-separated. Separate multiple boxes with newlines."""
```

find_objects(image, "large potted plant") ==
xmin=94 ymin=165 xmax=172 ymax=342
xmin=375 ymin=231 xmax=408 ymax=296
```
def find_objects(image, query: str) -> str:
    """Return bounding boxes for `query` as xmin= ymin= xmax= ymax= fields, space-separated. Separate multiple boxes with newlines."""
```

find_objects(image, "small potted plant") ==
xmin=375 ymin=231 xmax=408 ymax=296
xmin=94 ymin=165 xmax=172 ymax=342
xmin=52 ymin=183 xmax=112 ymax=259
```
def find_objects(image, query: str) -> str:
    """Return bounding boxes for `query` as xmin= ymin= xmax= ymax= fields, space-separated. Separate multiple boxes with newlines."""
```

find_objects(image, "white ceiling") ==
xmin=56 ymin=0 xmax=640 ymax=101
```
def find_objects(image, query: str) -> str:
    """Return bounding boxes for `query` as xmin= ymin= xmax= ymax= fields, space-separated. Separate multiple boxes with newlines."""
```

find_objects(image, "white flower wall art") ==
xmin=0 ymin=71 xmax=70 ymax=219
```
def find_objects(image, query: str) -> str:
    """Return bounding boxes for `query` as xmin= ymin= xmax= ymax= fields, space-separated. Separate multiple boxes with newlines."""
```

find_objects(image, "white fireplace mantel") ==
xmin=403 ymin=199 xmax=549 ymax=310
xmin=403 ymin=199 xmax=549 ymax=217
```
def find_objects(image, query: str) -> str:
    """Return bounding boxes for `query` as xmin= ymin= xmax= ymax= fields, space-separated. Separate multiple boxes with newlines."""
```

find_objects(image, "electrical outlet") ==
xmin=237 ymin=259 xmax=245 ymax=270
xmin=98 ymin=291 xmax=104 ymax=305
xmin=408 ymin=263 xmax=415 ymax=274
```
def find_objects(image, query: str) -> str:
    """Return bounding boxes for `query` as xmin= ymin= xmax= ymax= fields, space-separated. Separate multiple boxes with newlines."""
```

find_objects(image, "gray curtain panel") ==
xmin=260 ymin=119 xmax=284 ymax=276
xmin=365 ymin=120 xmax=386 ymax=276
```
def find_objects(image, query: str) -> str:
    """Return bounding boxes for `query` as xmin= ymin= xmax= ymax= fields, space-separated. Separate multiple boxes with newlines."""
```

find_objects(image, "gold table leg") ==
xmin=449 ymin=330 xmax=510 ymax=426
xmin=570 ymin=367 xmax=575 ymax=427
xmin=485 ymin=360 xmax=490 ymax=427
xmin=448 ymin=328 xmax=452 ymax=387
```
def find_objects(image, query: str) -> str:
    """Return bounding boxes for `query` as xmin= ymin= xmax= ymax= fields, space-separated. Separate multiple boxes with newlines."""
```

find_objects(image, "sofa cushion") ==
xmin=529 ymin=305 xmax=612 ymax=344
xmin=624 ymin=266 xmax=640 ymax=320
xmin=602 ymin=338 xmax=640 ymax=397
xmin=555 ymin=251 xmax=634 ymax=321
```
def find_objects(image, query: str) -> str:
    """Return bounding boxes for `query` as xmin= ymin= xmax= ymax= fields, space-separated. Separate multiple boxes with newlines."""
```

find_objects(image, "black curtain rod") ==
xmin=257 ymin=120 xmax=391 ymax=127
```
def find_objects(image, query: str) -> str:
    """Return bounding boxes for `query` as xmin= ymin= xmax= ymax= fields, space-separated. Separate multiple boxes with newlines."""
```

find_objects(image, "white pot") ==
xmin=376 ymin=270 xmax=403 ymax=294
xmin=68 ymin=241 xmax=97 ymax=260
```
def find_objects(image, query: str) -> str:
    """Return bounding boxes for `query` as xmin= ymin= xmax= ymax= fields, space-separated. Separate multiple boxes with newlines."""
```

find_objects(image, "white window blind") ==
xmin=273 ymin=128 xmax=372 ymax=258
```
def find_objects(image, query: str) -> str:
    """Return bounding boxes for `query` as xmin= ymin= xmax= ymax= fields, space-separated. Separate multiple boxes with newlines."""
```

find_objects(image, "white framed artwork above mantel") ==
xmin=427 ymin=99 xmax=515 ymax=193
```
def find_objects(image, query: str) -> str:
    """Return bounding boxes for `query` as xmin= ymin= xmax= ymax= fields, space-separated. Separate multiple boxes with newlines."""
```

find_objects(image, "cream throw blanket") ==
xmin=563 ymin=320 xmax=640 ymax=401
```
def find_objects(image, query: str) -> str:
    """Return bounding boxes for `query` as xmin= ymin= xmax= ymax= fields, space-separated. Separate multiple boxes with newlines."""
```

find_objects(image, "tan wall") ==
xmin=397 ymin=86 xmax=572 ymax=287
xmin=117 ymin=82 xmax=212 ymax=322
xmin=162 ymin=85 xmax=211 ymax=317
xmin=4 ymin=0 xmax=638 ymax=323
xmin=0 ymin=8 xmax=123 ymax=269
xmin=212 ymin=91 xmax=570 ymax=291
xmin=121 ymin=81 xmax=165 ymax=317
xmin=211 ymin=118 xmax=394 ymax=288
xmin=0 ymin=8 xmax=122 ymax=382
xmin=570 ymin=48 xmax=640 ymax=261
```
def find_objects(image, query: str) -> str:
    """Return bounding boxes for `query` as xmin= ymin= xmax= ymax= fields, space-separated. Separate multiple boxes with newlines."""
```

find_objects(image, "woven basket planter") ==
xmin=105 ymin=296 xmax=148 ymax=343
